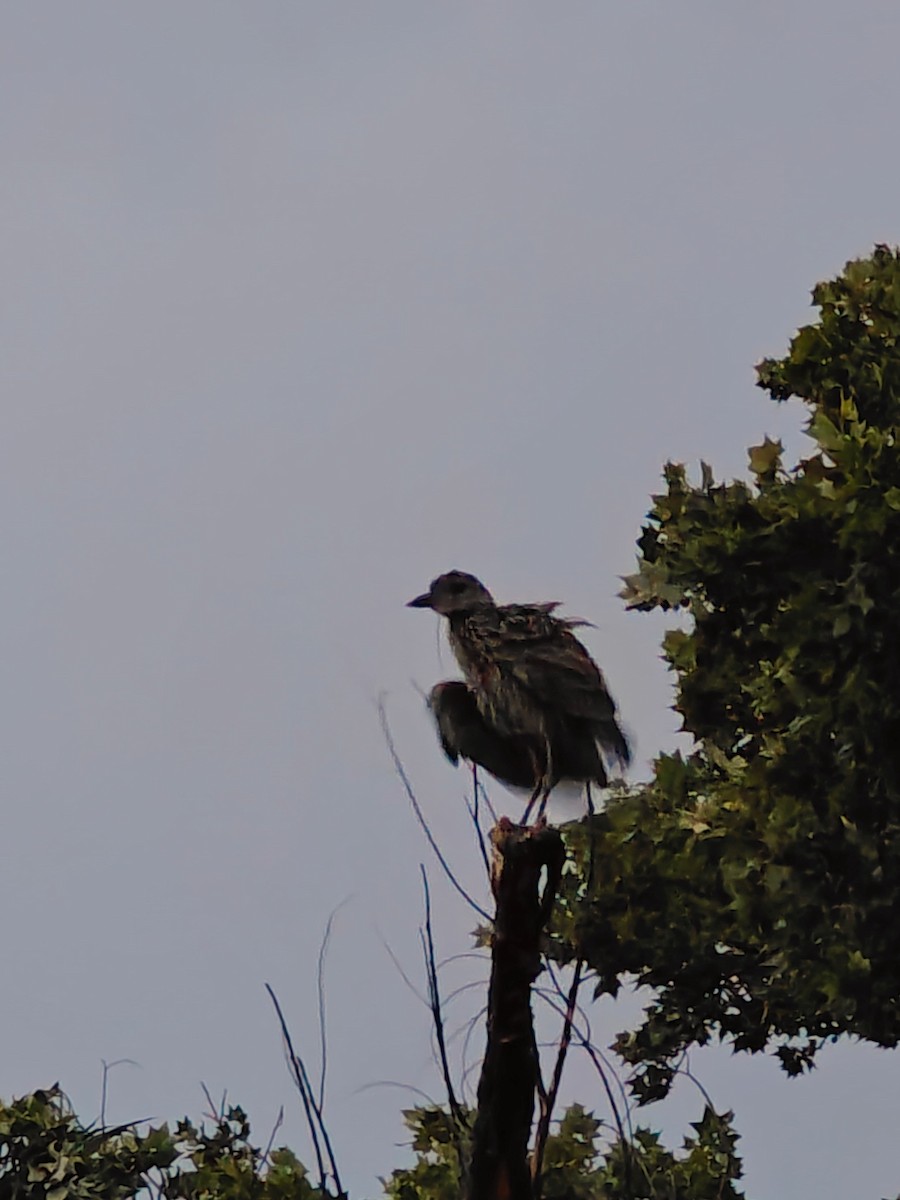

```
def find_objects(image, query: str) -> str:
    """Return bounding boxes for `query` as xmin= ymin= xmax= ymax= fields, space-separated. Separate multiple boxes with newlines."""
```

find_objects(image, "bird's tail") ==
xmin=599 ymin=719 xmax=631 ymax=775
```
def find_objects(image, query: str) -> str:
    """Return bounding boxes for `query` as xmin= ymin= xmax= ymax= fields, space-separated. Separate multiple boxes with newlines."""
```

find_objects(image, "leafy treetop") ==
xmin=0 ymin=1089 xmax=744 ymax=1200
xmin=0 ymin=1085 xmax=325 ymax=1200
xmin=553 ymin=245 xmax=900 ymax=1100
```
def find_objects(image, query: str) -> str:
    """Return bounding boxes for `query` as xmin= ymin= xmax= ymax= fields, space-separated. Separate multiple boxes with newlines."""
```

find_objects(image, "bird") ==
xmin=409 ymin=571 xmax=630 ymax=820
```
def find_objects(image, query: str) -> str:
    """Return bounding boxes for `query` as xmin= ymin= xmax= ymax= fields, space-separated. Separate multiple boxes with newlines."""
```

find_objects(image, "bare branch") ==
xmin=540 ymin=962 xmax=634 ymax=1189
xmin=354 ymin=1079 xmax=437 ymax=1105
xmin=531 ymin=959 xmax=583 ymax=1191
xmin=262 ymin=1106 xmax=284 ymax=1166
xmin=459 ymin=1005 xmax=489 ymax=1105
xmin=265 ymin=983 xmax=345 ymax=1198
xmin=377 ymin=930 xmax=430 ymax=1006
xmin=674 ymin=1051 xmax=717 ymax=1111
xmin=200 ymin=1082 xmax=227 ymax=1122
xmin=465 ymin=766 xmax=493 ymax=880
xmin=441 ymin=978 xmax=492 ymax=1014
xmin=541 ymin=962 xmax=633 ymax=1136
xmin=379 ymin=696 xmax=491 ymax=921
xmin=473 ymin=768 xmax=499 ymax=826
xmin=317 ymin=896 xmax=353 ymax=1111
xmin=99 ymin=1058 xmax=138 ymax=1131
xmin=420 ymin=865 xmax=469 ymax=1136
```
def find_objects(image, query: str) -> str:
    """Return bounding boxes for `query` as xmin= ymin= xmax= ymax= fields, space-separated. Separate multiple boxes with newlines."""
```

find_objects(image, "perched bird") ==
xmin=409 ymin=571 xmax=630 ymax=819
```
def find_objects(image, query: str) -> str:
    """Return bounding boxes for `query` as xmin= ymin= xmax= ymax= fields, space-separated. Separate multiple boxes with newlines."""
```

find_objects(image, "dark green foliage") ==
xmin=2 ymin=1088 xmax=743 ymax=1198
xmin=383 ymin=1104 xmax=743 ymax=1200
xmin=382 ymin=1107 xmax=470 ymax=1200
xmin=552 ymin=246 xmax=900 ymax=1098
xmin=0 ymin=1086 xmax=325 ymax=1200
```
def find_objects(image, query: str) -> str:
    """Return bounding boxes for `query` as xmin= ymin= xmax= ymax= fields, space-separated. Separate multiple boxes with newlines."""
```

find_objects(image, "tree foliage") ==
xmin=0 ymin=1086 xmax=325 ymax=1200
xmin=383 ymin=1103 xmax=743 ymax=1200
xmin=1 ymin=1088 xmax=744 ymax=1199
xmin=552 ymin=245 xmax=900 ymax=1099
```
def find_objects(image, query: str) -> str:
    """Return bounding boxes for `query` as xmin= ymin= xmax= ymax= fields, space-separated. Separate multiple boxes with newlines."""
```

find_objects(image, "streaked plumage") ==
xmin=410 ymin=571 xmax=630 ymax=816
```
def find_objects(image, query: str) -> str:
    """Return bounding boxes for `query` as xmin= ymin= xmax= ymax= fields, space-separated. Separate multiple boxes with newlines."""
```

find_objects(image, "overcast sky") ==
xmin=3 ymin=4 xmax=900 ymax=1197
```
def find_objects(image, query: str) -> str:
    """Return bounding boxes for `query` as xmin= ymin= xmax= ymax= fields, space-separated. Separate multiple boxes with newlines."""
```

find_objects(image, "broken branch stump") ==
xmin=467 ymin=818 xmax=566 ymax=1200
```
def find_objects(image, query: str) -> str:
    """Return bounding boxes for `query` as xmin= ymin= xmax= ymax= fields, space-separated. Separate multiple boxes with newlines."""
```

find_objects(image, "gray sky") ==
xmin=2 ymin=4 xmax=899 ymax=1196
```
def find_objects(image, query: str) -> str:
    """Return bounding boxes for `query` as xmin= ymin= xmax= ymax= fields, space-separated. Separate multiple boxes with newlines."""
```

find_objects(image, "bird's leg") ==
xmin=522 ymin=783 xmax=542 ymax=826
xmin=535 ymin=777 xmax=549 ymax=825
xmin=534 ymin=735 xmax=554 ymax=823
xmin=521 ymin=746 xmax=545 ymax=826
xmin=584 ymin=779 xmax=597 ymax=892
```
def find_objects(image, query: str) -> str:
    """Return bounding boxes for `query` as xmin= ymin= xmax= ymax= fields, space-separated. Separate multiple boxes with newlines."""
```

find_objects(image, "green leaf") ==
xmin=748 ymin=436 xmax=783 ymax=478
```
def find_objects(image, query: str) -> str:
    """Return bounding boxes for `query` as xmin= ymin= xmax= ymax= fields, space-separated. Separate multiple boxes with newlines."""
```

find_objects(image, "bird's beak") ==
xmin=407 ymin=592 xmax=433 ymax=609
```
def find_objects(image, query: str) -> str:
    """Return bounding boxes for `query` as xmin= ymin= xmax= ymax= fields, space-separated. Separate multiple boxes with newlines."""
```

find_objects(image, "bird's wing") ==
xmin=480 ymin=606 xmax=631 ymax=764
xmin=435 ymin=721 xmax=460 ymax=765
xmin=428 ymin=685 xmax=462 ymax=765
xmin=512 ymin=631 xmax=616 ymax=721
xmin=428 ymin=680 xmax=541 ymax=788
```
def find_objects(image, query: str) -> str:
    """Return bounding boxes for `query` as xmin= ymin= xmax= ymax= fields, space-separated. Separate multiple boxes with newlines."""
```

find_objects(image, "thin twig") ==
xmin=542 ymin=962 xmax=634 ymax=1141
xmin=265 ymin=983 xmax=345 ymax=1197
xmin=531 ymin=1024 xmax=549 ymax=1110
xmin=440 ymin=977 xmax=493 ymax=1014
xmin=379 ymin=697 xmax=491 ymax=921
xmin=200 ymin=1082 xmax=226 ymax=1122
xmin=538 ymin=987 xmax=631 ymax=1140
xmin=459 ymin=1005 xmax=490 ymax=1103
xmin=445 ymin=994 xmax=490 ymax=1052
xmin=539 ymin=964 xmax=634 ymax=1191
xmin=580 ymin=1040 xmax=635 ymax=1195
xmin=584 ymin=784 xmax=598 ymax=898
xmin=675 ymin=1052 xmax=717 ymax=1111
xmin=531 ymin=959 xmax=584 ymax=1188
xmin=317 ymin=896 xmax=353 ymax=1110
xmin=378 ymin=931 xmax=430 ymax=1006
xmin=420 ymin=865 xmax=469 ymax=1134
xmin=99 ymin=1058 xmax=138 ymax=1131
xmin=262 ymin=1106 xmax=284 ymax=1166
xmin=265 ymin=983 xmax=326 ymax=1191
xmin=435 ymin=950 xmax=490 ymax=971
xmin=674 ymin=1055 xmax=735 ymax=1200
xmin=353 ymin=1080 xmax=437 ymax=1105
xmin=465 ymin=771 xmax=492 ymax=881
xmin=473 ymin=767 xmax=499 ymax=825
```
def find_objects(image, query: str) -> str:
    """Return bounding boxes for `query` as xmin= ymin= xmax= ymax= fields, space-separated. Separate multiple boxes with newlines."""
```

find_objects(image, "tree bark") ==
xmin=466 ymin=818 xmax=565 ymax=1200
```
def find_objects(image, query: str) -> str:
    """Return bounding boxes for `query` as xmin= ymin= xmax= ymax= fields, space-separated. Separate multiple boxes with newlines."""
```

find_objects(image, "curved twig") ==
xmin=354 ymin=1080 xmax=437 ymax=1105
xmin=531 ymin=959 xmax=584 ymax=1191
xmin=539 ymin=963 xmax=634 ymax=1192
xmin=465 ymin=768 xmax=492 ymax=880
xmin=379 ymin=698 xmax=491 ymax=921
xmin=262 ymin=1106 xmax=284 ymax=1167
xmin=317 ymin=896 xmax=353 ymax=1110
xmin=99 ymin=1058 xmax=138 ymax=1131
xmin=420 ymin=866 xmax=469 ymax=1136
xmin=265 ymin=983 xmax=345 ymax=1197
xmin=377 ymin=930 xmax=430 ymax=1006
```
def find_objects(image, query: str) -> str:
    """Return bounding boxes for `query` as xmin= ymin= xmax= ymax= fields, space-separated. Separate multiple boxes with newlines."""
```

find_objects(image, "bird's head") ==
xmin=407 ymin=571 xmax=494 ymax=615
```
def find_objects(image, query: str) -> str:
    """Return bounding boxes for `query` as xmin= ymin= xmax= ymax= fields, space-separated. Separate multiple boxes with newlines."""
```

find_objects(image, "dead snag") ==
xmin=467 ymin=818 xmax=565 ymax=1200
